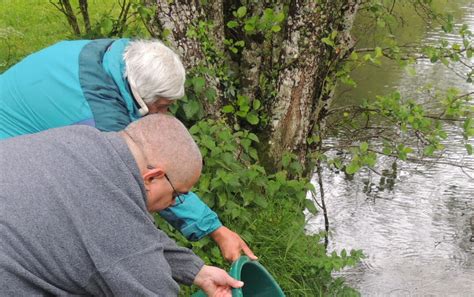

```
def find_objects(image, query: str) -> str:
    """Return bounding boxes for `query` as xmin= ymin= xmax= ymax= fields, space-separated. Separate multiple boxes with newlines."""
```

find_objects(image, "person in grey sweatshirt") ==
xmin=0 ymin=113 xmax=243 ymax=296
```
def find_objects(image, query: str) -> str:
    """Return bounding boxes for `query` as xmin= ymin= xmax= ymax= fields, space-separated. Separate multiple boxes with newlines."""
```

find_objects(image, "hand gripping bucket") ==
xmin=192 ymin=256 xmax=285 ymax=297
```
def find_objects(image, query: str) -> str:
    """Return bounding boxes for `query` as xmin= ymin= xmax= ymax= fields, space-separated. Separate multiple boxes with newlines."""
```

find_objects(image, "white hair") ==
xmin=123 ymin=39 xmax=186 ymax=103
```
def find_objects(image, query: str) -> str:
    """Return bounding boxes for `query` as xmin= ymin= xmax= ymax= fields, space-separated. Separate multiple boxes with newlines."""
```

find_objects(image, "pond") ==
xmin=307 ymin=2 xmax=474 ymax=296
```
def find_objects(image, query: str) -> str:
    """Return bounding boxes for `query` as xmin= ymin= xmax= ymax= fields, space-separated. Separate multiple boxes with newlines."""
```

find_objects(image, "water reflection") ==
xmin=307 ymin=2 xmax=474 ymax=296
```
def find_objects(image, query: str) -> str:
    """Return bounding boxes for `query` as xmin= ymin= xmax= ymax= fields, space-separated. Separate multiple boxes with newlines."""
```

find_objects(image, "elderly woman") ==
xmin=0 ymin=38 xmax=256 ymax=262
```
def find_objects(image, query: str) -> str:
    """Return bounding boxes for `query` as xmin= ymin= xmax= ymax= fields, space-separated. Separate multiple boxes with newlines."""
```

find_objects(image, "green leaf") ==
xmin=249 ymin=148 xmax=258 ymax=160
xmin=377 ymin=19 xmax=386 ymax=28
xmin=242 ymin=191 xmax=255 ymax=206
xmin=252 ymin=99 xmax=261 ymax=110
xmin=101 ymin=18 xmax=113 ymax=34
xmin=275 ymin=12 xmax=285 ymax=23
xmin=234 ymin=40 xmax=245 ymax=47
xmin=248 ymin=133 xmax=260 ymax=143
xmin=183 ymin=100 xmax=200 ymax=119
xmin=321 ymin=37 xmax=335 ymax=47
xmin=424 ymin=145 xmax=435 ymax=156
xmin=282 ymin=154 xmax=291 ymax=168
xmin=350 ymin=51 xmax=358 ymax=60
xmin=253 ymin=195 xmax=268 ymax=208
xmin=193 ymin=77 xmax=206 ymax=93
xmin=375 ymin=47 xmax=383 ymax=58
xmin=360 ymin=142 xmax=369 ymax=152
xmin=341 ymin=249 xmax=347 ymax=258
xmin=236 ymin=110 xmax=247 ymax=118
xmin=222 ymin=105 xmax=235 ymax=113
xmin=305 ymin=199 xmax=318 ymax=215
xmin=236 ymin=6 xmax=247 ymax=18
xmin=271 ymin=25 xmax=281 ymax=32
xmin=244 ymin=23 xmax=255 ymax=32
xmin=204 ymin=88 xmax=217 ymax=102
xmin=227 ymin=20 xmax=239 ymax=29
xmin=246 ymin=112 xmax=259 ymax=125
xmin=189 ymin=124 xmax=200 ymax=135
xmin=466 ymin=144 xmax=473 ymax=155
xmin=345 ymin=163 xmax=359 ymax=175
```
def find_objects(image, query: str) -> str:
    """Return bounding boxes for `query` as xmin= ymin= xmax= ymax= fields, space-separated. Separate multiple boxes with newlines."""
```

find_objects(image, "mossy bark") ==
xmin=147 ymin=0 xmax=360 ymax=174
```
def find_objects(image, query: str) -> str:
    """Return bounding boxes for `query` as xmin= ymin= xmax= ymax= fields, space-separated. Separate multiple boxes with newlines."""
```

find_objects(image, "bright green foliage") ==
xmin=155 ymin=119 xmax=363 ymax=296
xmin=228 ymin=6 xmax=285 ymax=36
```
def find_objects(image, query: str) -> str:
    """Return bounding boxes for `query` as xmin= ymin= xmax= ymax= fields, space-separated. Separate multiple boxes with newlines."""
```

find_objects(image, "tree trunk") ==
xmin=267 ymin=0 xmax=360 ymax=171
xmin=148 ymin=0 xmax=360 ymax=173
xmin=51 ymin=0 xmax=81 ymax=35
xmin=150 ymin=0 xmax=224 ymax=117
xmin=79 ymin=0 xmax=91 ymax=34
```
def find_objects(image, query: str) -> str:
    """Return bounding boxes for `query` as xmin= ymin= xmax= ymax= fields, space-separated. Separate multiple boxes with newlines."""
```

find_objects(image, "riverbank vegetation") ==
xmin=1 ymin=0 xmax=472 ymax=296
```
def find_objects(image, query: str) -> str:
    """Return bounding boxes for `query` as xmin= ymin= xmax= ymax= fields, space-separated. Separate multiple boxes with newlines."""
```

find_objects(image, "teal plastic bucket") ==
xmin=192 ymin=256 xmax=285 ymax=297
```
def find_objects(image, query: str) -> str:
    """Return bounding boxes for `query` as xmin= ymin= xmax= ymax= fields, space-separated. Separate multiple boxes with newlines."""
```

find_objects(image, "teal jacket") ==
xmin=0 ymin=39 xmax=221 ymax=240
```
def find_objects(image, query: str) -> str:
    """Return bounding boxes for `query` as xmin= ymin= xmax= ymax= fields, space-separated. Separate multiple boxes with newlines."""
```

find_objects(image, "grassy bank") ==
xmin=0 ymin=0 xmax=140 ymax=72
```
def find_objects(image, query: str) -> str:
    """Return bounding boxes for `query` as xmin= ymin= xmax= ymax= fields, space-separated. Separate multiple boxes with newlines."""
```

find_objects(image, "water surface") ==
xmin=307 ymin=2 xmax=474 ymax=296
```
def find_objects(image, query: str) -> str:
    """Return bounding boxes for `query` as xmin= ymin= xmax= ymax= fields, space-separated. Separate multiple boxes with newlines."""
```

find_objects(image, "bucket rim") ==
xmin=229 ymin=256 xmax=285 ymax=297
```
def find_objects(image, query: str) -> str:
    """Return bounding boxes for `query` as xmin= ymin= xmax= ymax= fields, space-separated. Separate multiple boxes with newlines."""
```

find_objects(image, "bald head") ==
xmin=121 ymin=114 xmax=202 ymax=185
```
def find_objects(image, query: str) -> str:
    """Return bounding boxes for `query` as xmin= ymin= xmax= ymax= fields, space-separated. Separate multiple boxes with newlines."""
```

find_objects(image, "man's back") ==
xmin=0 ymin=126 xmax=201 ymax=296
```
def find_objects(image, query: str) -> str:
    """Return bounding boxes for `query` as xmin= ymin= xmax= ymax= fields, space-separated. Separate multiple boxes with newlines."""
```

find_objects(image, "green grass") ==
xmin=0 ymin=0 xmax=129 ymax=72
xmin=1 ymin=1 xmax=68 ymax=71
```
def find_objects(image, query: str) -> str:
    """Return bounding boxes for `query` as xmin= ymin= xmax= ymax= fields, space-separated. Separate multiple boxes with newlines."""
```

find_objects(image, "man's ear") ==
xmin=143 ymin=167 xmax=165 ymax=185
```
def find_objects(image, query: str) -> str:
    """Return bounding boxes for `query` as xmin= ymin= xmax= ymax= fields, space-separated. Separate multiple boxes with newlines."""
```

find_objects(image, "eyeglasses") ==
xmin=164 ymin=173 xmax=187 ymax=206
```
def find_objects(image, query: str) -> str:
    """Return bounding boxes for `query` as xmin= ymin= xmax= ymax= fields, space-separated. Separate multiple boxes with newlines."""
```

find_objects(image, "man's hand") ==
xmin=210 ymin=226 xmax=257 ymax=262
xmin=194 ymin=265 xmax=243 ymax=297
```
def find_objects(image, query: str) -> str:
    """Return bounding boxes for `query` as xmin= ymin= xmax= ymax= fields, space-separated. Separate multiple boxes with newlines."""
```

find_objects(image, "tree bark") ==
xmin=51 ymin=0 xmax=81 ymax=35
xmin=267 ymin=0 xmax=360 ymax=170
xmin=79 ymin=0 xmax=91 ymax=34
xmin=151 ymin=0 xmax=224 ymax=117
xmin=147 ymin=0 xmax=361 ymax=173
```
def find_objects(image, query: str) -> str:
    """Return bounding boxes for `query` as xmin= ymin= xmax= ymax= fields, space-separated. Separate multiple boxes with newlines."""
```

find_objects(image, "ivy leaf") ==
xmin=227 ymin=20 xmax=239 ymax=29
xmin=236 ymin=6 xmax=247 ymax=18
xmin=244 ymin=23 xmax=255 ymax=32
xmin=246 ymin=112 xmax=259 ymax=125
xmin=222 ymin=105 xmax=235 ymax=113
xmin=253 ymin=99 xmax=261 ymax=110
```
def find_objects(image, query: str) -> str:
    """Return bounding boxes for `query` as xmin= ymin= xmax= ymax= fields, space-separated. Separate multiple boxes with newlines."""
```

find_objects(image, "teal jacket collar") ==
xmin=102 ymin=39 xmax=142 ymax=122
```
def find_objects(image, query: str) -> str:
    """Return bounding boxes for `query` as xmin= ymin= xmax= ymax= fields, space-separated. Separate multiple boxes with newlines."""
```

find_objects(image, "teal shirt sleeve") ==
xmin=158 ymin=192 xmax=222 ymax=241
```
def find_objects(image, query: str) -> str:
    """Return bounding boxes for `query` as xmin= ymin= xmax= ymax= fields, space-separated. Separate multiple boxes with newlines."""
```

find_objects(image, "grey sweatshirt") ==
xmin=0 ymin=126 xmax=204 ymax=296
